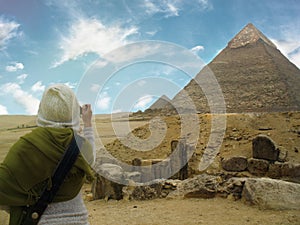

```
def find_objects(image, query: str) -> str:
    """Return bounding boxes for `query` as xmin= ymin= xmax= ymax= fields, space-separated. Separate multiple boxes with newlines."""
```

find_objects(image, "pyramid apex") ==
xmin=149 ymin=95 xmax=171 ymax=110
xmin=228 ymin=23 xmax=277 ymax=49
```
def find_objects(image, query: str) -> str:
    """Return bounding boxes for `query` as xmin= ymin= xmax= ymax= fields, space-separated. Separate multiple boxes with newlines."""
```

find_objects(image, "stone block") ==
xmin=252 ymin=135 xmax=279 ymax=161
xmin=247 ymin=158 xmax=269 ymax=176
xmin=221 ymin=156 xmax=248 ymax=172
xmin=266 ymin=162 xmax=283 ymax=179
xmin=281 ymin=163 xmax=300 ymax=183
xmin=242 ymin=178 xmax=300 ymax=210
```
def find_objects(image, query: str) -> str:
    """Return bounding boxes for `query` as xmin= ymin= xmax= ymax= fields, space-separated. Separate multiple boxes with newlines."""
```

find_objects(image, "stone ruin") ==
xmin=221 ymin=134 xmax=299 ymax=183
xmin=91 ymin=134 xmax=300 ymax=210
xmin=92 ymin=139 xmax=189 ymax=200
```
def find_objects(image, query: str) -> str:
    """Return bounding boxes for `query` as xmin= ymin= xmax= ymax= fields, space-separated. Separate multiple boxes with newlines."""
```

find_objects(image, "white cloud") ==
xmin=271 ymin=38 xmax=300 ymax=68
xmin=134 ymin=95 xmax=153 ymax=109
xmin=104 ymin=42 xmax=161 ymax=64
xmin=96 ymin=91 xmax=111 ymax=110
xmin=1 ymin=83 xmax=40 ymax=115
xmin=90 ymin=83 xmax=101 ymax=93
xmin=166 ymin=3 xmax=179 ymax=17
xmin=137 ymin=80 xmax=146 ymax=86
xmin=197 ymin=0 xmax=213 ymax=11
xmin=267 ymin=22 xmax=300 ymax=69
xmin=17 ymin=74 xmax=28 ymax=84
xmin=53 ymin=17 xmax=138 ymax=67
xmin=289 ymin=49 xmax=300 ymax=69
xmin=63 ymin=82 xmax=77 ymax=89
xmin=190 ymin=45 xmax=205 ymax=55
xmin=143 ymin=0 xmax=179 ymax=18
xmin=6 ymin=62 xmax=24 ymax=72
xmin=31 ymin=81 xmax=45 ymax=92
xmin=0 ymin=18 xmax=21 ymax=50
xmin=0 ymin=104 xmax=8 ymax=115
xmin=146 ymin=30 xmax=158 ymax=36
xmin=142 ymin=0 xmax=212 ymax=18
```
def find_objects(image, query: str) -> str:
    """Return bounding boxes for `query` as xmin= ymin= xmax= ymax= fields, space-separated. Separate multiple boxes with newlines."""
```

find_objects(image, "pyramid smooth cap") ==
xmin=228 ymin=23 xmax=277 ymax=49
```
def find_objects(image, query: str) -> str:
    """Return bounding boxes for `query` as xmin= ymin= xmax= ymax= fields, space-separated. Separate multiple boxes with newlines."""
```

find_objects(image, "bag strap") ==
xmin=21 ymin=133 xmax=82 ymax=225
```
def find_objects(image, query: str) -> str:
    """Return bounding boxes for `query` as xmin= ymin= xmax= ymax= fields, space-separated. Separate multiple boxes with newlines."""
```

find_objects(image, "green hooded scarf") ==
xmin=0 ymin=127 xmax=94 ymax=225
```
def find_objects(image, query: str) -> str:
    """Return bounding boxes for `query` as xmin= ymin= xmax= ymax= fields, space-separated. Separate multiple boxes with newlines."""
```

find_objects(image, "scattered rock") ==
xmin=122 ymin=181 xmax=163 ymax=200
xmin=242 ymin=178 xmax=300 ymax=210
xmin=221 ymin=156 xmax=248 ymax=172
xmin=247 ymin=158 xmax=269 ymax=176
xmin=252 ymin=135 xmax=279 ymax=161
xmin=166 ymin=174 xmax=221 ymax=199
xmin=220 ymin=177 xmax=247 ymax=200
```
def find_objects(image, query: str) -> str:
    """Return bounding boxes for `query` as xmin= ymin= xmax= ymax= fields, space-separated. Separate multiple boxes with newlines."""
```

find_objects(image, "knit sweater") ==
xmin=38 ymin=193 xmax=89 ymax=225
xmin=38 ymin=127 xmax=95 ymax=225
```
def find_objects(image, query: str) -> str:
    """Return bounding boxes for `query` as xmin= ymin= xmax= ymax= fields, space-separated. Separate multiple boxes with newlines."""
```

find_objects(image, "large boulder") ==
xmin=252 ymin=135 xmax=279 ymax=161
xmin=242 ymin=178 xmax=300 ymax=210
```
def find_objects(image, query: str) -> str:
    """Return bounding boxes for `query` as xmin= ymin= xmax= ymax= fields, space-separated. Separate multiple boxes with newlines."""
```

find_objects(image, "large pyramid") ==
xmin=149 ymin=95 xmax=173 ymax=110
xmin=170 ymin=23 xmax=300 ymax=113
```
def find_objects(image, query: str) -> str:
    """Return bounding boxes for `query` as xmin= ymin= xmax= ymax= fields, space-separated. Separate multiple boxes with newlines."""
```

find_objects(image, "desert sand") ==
xmin=0 ymin=113 xmax=300 ymax=225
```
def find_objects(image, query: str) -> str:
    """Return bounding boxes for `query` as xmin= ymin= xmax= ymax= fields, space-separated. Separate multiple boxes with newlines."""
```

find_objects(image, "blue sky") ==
xmin=0 ymin=0 xmax=299 ymax=115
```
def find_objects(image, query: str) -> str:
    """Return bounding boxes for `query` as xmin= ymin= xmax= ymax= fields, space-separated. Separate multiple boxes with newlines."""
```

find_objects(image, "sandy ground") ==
xmin=86 ymin=197 xmax=300 ymax=225
xmin=1 ymin=196 xmax=299 ymax=225
xmin=1 ymin=113 xmax=300 ymax=225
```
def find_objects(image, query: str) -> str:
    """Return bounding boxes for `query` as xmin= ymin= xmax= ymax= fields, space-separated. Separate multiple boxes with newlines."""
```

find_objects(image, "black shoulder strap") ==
xmin=21 ymin=133 xmax=82 ymax=225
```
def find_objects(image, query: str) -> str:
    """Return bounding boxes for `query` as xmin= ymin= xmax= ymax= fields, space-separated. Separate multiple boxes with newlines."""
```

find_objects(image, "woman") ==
xmin=0 ymin=84 xmax=96 ymax=225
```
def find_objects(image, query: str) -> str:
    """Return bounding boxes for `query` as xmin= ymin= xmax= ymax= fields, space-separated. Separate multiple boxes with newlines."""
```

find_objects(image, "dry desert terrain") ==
xmin=1 ymin=112 xmax=300 ymax=225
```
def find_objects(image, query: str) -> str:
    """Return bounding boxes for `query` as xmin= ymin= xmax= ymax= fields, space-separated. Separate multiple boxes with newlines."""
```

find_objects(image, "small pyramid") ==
xmin=149 ymin=95 xmax=172 ymax=110
xmin=228 ymin=23 xmax=276 ymax=49
xmin=171 ymin=23 xmax=300 ymax=113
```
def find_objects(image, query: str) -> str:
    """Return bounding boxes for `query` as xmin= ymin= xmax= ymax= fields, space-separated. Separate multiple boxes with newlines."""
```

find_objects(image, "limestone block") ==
xmin=242 ymin=178 xmax=300 ymax=210
xmin=266 ymin=162 xmax=283 ymax=179
xmin=247 ymin=158 xmax=269 ymax=176
xmin=221 ymin=156 xmax=248 ymax=172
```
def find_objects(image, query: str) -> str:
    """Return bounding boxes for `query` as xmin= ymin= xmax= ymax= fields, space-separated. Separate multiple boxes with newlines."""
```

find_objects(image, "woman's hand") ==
xmin=81 ymin=104 xmax=93 ymax=128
